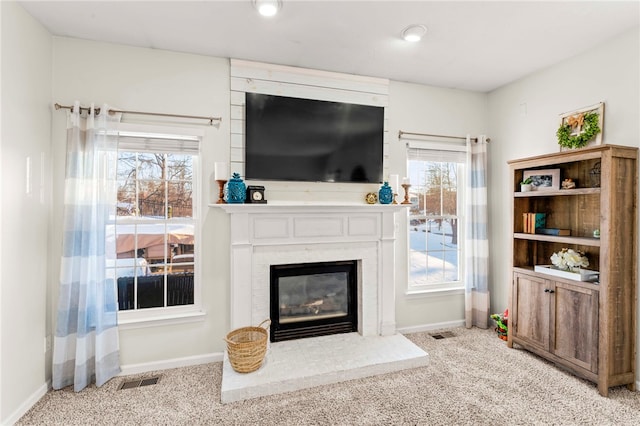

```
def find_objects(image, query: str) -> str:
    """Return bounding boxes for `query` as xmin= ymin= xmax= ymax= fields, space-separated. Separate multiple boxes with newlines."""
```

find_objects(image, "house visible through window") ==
xmin=106 ymin=126 xmax=200 ymax=314
xmin=407 ymin=142 xmax=466 ymax=293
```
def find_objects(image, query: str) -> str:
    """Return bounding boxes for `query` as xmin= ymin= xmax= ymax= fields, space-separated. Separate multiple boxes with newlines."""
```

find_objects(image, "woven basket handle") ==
xmin=223 ymin=319 xmax=271 ymax=346
xmin=258 ymin=319 xmax=271 ymax=330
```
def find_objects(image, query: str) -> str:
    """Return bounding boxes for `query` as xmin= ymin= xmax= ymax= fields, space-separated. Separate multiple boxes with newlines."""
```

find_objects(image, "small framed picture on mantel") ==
xmin=523 ymin=169 xmax=560 ymax=191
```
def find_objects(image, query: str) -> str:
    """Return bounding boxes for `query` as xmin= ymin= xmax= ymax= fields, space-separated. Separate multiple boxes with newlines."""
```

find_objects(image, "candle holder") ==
xmin=401 ymin=183 xmax=412 ymax=204
xmin=216 ymin=179 xmax=227 ymax=204
xmin=392 ymin=193 xmax=399 ymax=205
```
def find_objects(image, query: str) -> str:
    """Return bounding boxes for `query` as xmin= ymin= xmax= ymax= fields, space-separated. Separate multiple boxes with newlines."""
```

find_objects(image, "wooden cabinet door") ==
xmin=512 ymin=272 xmax=550 ymax=350
xmin=550 ymin=281 xmax=599 ymax=373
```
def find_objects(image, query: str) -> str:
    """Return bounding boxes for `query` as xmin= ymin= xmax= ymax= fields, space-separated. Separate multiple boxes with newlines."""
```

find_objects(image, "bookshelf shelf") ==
xmin=514 ymin=187 xmax=601 ymax=197
xmin=513 ymin=233 xmax=601 ymax=247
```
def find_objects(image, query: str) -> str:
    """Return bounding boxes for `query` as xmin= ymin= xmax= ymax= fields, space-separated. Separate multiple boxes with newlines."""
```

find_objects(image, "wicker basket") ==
xmin=224 ymin=319 xmax=271 ymax=373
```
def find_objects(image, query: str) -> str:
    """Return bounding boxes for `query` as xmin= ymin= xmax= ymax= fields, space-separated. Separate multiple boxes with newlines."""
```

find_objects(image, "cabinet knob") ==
xmin=544 ymin=288 xmax=555 ymax=293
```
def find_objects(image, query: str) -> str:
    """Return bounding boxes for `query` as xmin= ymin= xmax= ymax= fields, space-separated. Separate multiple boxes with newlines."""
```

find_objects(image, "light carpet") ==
xmin=17 ymin=327 xmax=640 ymax=425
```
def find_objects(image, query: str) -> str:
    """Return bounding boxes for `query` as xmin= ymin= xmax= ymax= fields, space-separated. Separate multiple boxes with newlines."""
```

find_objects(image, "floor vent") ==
xmin=430 ymin=331 xmax=456 ymax=340
xmin=119 ymin=375 xmax=161 ymax=390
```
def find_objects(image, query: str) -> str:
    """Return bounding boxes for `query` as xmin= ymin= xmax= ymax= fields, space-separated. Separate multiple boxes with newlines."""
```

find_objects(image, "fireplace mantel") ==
xmin=212 ymin=202 xmax=407 ymax=213
xmin=211 ymin=202 xmax=407 ymax=337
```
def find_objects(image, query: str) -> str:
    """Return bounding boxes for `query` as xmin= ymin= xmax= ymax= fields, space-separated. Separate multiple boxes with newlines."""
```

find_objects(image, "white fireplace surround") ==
xmin=215 ymin=203 xmax=406 ymax=337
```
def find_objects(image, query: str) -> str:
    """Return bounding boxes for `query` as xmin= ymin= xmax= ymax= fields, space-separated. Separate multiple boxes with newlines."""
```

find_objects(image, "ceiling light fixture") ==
xmin=253 ymin=0 xmax=282 ymax=17
xmin=401 ymin=24 xmax=427 ymax=42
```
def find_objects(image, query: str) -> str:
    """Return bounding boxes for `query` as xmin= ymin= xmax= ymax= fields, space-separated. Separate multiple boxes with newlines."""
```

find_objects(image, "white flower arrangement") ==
xmin=550 ymin=248 xmax=589 ymax=271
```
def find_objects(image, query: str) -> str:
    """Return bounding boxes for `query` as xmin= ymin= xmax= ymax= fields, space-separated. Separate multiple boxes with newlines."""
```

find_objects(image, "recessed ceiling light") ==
xmin=253 ymin=0 xmax=282 ymax=17
xmin=401 ymin=24 xmax=427 ymax=42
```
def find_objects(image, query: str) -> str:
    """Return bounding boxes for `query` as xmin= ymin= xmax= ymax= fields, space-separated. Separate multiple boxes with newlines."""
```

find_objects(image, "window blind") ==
xmin=406 ymin=140 xmax=467 ymax=163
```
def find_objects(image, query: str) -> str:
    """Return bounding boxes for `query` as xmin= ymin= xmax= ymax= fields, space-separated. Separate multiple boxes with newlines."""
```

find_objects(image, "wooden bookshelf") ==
xmin=508 ymin=145 xmax=637 ymax=396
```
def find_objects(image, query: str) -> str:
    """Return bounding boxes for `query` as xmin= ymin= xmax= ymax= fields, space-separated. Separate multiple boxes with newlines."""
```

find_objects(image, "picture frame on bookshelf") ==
xmin=523 ymin=169 xmax=560 ymax=191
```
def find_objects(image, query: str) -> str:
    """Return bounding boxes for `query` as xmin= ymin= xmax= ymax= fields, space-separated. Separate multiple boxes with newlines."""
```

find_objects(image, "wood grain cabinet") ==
xmin=508 ymin=145 xmax=637 ymax=396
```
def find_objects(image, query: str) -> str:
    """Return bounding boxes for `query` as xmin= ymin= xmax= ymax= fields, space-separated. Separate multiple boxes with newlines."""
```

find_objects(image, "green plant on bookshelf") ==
xmin=521 ymin=177 xmax=533 ymax=192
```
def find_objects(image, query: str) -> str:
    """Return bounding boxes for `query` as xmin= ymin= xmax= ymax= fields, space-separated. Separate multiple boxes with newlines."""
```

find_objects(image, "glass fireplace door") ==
xmin=270 ymin=261 xmax=357 ymax=342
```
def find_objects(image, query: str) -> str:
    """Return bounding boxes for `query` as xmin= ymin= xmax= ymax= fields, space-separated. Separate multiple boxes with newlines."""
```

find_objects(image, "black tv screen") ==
xmin=245 ymin=93 xmax=384 ymax=183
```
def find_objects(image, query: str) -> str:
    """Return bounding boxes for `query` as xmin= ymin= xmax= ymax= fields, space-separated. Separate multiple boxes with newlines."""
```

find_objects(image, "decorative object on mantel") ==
xmin=557 ymin=102 xmax=604 ymax=150
xmin=534 ymin=248 xmax=599 ymax=282
xmin=401 ymin=177 xmax=412 ymax=205
xmin=365 ymin=192 xmax=378 ymax=204
xmin=561 ymin=178 xmax=576 ymax=189
xmin=224 ymin=319 xmax=271 ymax=373
xmin=214 ymin=162 xmax=228 ymax=204
xmin=246 ymin=185 xmax=267 ymax=204
xmin=225 ymin=173 xmax=246 ymax=204
xmin=378 ymin=182 xmax=393 ymax=204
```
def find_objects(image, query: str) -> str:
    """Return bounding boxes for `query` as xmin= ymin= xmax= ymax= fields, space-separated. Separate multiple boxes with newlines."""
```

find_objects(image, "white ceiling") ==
xmin=19 ymin=0 xmax=640 ymax=92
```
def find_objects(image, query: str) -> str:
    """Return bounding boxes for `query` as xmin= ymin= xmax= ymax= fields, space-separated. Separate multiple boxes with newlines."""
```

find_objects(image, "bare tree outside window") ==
xmin=408 ymin=160 xmax=464 ymax=287
xmin=111 ymin=150 xmax=195 ymax=311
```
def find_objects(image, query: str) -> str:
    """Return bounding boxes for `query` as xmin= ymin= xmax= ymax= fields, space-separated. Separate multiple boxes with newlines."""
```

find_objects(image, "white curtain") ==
xmin=465 ymin=135 xmax=490 ymax=328
xmin=52 ymin=101 xmax=121 ymax=391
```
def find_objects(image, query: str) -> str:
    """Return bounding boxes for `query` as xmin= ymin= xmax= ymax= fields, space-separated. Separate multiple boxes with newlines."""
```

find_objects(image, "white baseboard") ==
xmin=3 ymin=380 xmax=50 ymax=426
xmin=396 ymin=320 xmax=466 ymax=335
xmin=119 ymin=352 xmax=224 ymax=377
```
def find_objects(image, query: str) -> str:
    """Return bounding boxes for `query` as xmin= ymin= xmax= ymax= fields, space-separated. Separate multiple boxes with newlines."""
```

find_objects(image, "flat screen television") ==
xmin=245 ymin=93 xmax=384 ymax=183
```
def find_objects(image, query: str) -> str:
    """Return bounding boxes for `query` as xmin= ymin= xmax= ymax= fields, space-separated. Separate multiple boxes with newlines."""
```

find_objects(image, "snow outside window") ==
xmin=407 ymin=142 xmax=466 ymax=293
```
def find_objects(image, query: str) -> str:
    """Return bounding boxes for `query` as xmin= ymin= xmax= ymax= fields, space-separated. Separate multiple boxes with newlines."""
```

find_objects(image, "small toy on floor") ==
xmin=490 ymin=309 xmax=508 ymax=341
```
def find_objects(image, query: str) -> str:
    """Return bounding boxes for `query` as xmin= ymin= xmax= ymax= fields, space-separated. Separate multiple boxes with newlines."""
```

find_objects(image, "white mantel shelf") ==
xmin=209 ymin=203 xmax=409 ymax=213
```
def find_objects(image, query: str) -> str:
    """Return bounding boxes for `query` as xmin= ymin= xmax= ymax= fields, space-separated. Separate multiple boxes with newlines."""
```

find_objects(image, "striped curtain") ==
xmin=465 ymin=135 xmax=490 ymax=328
xmin=53 ymin=102 xmax=121 ymax=391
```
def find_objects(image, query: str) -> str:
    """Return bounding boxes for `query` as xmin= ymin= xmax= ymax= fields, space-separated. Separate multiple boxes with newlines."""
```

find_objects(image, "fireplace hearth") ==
xmin=270 ymin=260 xmax=358 ymax=342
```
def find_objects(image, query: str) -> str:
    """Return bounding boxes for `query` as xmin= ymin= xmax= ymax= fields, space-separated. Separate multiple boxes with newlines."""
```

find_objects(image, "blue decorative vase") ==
xmin=378 ymin=181 xmax=393 ymax=204
xmin=225 ymin=173 xmax=246 ymax=204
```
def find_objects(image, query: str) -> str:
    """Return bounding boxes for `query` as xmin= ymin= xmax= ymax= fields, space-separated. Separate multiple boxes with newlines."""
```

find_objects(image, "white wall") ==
xmin=49 ymin=39 xmax=489 ymax=371
xmin=50 ymin=37 xmax=232 ymax=367
xmin=487 ymin=27 xmax=640 ymax=379
xmin=387 ymin=81 xmax=488 ymax=330
xmin=0 ymin=1 xmax=52 ymax=423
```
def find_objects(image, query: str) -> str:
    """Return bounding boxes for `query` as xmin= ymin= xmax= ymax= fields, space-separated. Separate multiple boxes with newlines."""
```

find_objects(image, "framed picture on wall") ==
xmin=557 ymin=102 xmax=604 ymax=151
xmin=523 ymin=169 xmax=560 ymax=191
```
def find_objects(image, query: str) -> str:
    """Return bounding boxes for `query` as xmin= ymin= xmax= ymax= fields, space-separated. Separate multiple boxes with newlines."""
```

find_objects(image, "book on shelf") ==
xmin=522 ymin=212 xmax=546 ymax=234
xmin=535 ymin=228 xmax=571 ymax=236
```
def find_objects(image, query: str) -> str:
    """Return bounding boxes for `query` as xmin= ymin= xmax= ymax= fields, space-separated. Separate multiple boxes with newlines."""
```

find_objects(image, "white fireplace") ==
xmin=214 ymin=203 xmax=429 ymax=403
xmin=217 ymin=203 xmax=404 ymax=338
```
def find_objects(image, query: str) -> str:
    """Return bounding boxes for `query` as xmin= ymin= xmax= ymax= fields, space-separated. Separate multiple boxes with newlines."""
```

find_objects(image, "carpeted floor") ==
xmin=17 ymin=327 xmax=640 ymax=425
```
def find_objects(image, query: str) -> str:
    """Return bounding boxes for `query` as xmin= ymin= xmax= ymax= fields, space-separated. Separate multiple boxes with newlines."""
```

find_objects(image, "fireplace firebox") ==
xmin=270 ymin=260 xmax=358 ymax=342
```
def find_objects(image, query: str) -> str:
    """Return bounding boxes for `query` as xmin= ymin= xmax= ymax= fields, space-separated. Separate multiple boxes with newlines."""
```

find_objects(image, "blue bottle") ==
xmin=378 ymin=181 xmax=393 ymax=204
xmin=225 ymin=173 xmax=246 ymax=204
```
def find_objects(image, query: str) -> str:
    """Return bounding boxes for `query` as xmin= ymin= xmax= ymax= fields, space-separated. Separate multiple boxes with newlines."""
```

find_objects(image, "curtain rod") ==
xmin=54 ymin=103 xmax=222 ymax=126
xmin=398 ymin=130 xmax=490 ymax=143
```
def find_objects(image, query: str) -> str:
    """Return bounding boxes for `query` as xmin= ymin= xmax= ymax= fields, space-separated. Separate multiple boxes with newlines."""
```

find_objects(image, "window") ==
xmin=105 ymin=124 xmax=201 ymax=319
xmin=407 ymin=142 xmax=466 ymax=293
